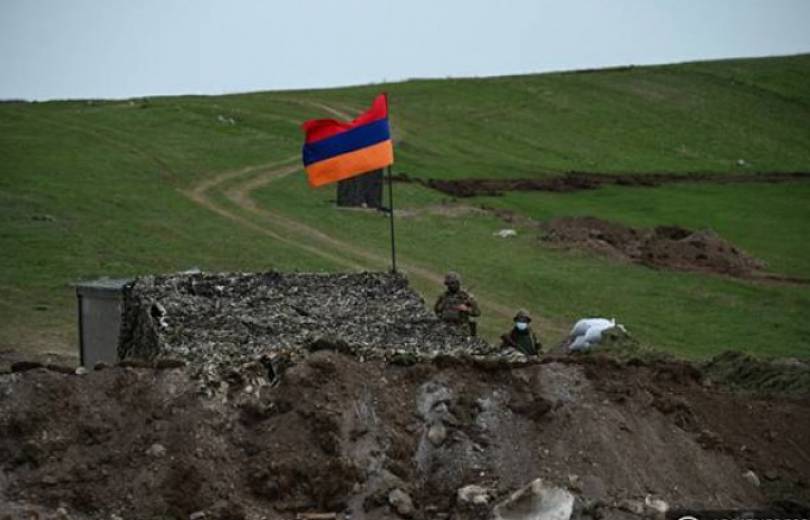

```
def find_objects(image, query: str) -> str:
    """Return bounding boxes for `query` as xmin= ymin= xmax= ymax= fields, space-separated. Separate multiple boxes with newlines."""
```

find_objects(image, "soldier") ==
xmin=434 ymin=272 xmax=481 ymax=336
xmin=500 ymin=309 xmax=542 ymax=356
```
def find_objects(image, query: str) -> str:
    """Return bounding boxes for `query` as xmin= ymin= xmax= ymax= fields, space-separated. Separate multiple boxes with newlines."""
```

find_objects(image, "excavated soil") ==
xmin=1 ymin=352 xmax=809 ymax=519
xmin=394 ymin=172 xmax=810 ymax=198
xmin=539 ymin=216 xmax=792 ymax=280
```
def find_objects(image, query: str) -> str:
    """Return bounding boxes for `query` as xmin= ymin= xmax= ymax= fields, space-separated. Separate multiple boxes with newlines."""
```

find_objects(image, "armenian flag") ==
xmin=301 ymin=94 xmax=394 ymax=188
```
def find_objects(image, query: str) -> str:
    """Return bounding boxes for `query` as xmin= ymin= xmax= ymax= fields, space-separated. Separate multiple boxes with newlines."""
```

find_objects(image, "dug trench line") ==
xmin=397 ymin=171 xmax=810 ymax=197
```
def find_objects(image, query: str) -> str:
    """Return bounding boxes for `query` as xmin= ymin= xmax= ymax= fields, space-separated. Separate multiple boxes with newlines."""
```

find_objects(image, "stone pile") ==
xmin=119 ymin=271 xmax=494 ymax=381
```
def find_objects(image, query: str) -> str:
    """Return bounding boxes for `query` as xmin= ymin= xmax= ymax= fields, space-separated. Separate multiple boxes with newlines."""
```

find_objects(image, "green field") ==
xmin=2 ymin=54 xmax=809 ymax=360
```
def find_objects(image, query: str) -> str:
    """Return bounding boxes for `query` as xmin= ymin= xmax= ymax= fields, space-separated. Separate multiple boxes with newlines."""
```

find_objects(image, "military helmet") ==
xmin=514 ymin=309 xmax=532 ymax=322
xmin=444 ymin=271 xmax=461 ymax=285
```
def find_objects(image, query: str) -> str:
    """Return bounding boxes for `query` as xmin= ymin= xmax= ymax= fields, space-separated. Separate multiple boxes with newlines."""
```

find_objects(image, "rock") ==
xmin=377 ymin=468 xmax=404 ymax=489
xmin=189 ymin=511 xmax=206 ymax=520
xmin=41 ymin=474 xmax=58 ymax=486
xmin=764 ymin=470 xmax=779 ymax=481
xmin=742 ymin=470 xmax=760 ymax=487
xmin=55 ymin=507 xmax=72 ymax=520
xmin=146 ymin=443 xmax=167 ymax=458
xmin=457 ymin=484 xmax=492 ymax=505
xmin=493 ymin=478 xmax=574 ymax=520
xmin=494 ymin=229 xmax=517 ymax=238
xmin=93 ymin=362 xmax=110 ymax=371
xmin=74 ymin=367 xmax=88 ymax=376
xmin=428 ymin=423 xmax=448 ymax=446
xmin=644 ymin=495 xmax=668 ymax=514
xmin=388 ymin=488 xmax=414 ymax=518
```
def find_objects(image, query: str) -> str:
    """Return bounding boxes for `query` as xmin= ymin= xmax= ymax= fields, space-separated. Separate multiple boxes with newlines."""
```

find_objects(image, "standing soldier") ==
xmin=434 ymin=272 xmax=481 ymax=336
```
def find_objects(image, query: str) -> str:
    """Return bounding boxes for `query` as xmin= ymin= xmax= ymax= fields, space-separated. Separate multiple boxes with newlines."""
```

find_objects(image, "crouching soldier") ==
xmin=434 ymin=271 xmax=481 ymax=336
xmin=501 ymin=309 xmax=542 ymax=356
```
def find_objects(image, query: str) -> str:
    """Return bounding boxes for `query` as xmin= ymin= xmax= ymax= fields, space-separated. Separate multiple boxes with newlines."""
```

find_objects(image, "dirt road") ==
xmin=182 ymin=103 xmax=519 ymax=328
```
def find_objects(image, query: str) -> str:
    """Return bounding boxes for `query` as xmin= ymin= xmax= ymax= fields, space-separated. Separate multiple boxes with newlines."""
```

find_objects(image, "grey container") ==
xmin=76 ymin=278 xmax=131 ymax=367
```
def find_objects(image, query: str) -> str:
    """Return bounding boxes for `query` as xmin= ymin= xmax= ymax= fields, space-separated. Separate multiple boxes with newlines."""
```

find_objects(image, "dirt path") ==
xmin=307 ymin=101 xmax=354 ymax=119
xmin=182 ymin=157 xmax=366 ymax=271
xmin=183 ymin=104 xmax=517 ymax=324
xmin=188 ymin=158 xmax=516 ymax=321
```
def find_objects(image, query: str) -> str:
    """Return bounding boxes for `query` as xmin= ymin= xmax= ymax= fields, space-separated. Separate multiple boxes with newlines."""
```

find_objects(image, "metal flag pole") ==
xmin=384 ymin=91 xmax=398 ymax=274
xmin=387 ymin=164 xmax=397 ymax=273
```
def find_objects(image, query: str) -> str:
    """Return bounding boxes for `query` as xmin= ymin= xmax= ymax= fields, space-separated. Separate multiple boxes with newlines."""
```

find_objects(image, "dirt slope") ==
xmin=1 ymin=352 xmax=807 ymax=519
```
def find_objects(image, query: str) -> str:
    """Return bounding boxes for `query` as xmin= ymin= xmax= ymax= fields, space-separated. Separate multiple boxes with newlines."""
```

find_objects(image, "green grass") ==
xmin=252 ymin=177 xmax=810 ymax=358
xmin=1 ymin=53 xmax=809 ymax=359
xmin=0 ymin=105 xmax=337 ymax=353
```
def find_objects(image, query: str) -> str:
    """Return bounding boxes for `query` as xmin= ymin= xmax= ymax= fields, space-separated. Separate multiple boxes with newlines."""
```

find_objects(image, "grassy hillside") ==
xmin=1 ymin=54 xmax=809 ymax=359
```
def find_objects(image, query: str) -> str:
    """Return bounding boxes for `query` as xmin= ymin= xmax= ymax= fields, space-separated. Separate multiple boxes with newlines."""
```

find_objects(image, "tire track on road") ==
xmin=182 ymin=157 xmax=366 ymax=271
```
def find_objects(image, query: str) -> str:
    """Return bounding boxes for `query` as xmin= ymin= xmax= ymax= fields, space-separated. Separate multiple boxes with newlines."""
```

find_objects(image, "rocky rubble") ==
xmin=118 ymin=272 xmax=495 ymax=385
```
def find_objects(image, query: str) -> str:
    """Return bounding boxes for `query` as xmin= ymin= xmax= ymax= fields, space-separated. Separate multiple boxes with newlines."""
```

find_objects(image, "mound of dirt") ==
xmin=1 ymin=352 xmax=808 ymax=519
xmin=119 ymin=272 xmax=493 ymax=387
xmin=702 ymin=350 xmax=810 ymax=397
xmin=540 ymin=216 xmax=766 ymax=278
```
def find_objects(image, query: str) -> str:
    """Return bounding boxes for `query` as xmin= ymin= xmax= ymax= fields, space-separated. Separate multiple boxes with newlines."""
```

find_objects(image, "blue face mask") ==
xmin=515 ymin=322 xmax=528 ymax=331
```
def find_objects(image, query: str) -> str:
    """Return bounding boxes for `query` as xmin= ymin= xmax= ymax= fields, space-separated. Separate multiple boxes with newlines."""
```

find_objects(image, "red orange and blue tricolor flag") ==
xmin=301 ymin=93 xmax=394 ymax=188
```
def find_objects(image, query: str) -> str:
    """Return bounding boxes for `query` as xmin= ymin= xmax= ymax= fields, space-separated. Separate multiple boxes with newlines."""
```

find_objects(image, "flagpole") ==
xmin=387 ymin=164 xmax=397 ymax=274
xmin=384 ymin=91 xmax=397 ymax=274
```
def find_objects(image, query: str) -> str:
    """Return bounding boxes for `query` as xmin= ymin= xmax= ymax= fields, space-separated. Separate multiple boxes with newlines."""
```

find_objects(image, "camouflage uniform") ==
xmin=501 ymin=309 xmax=542 ymax=356
xmin=434 ymin=272 xmax=481 ymax=336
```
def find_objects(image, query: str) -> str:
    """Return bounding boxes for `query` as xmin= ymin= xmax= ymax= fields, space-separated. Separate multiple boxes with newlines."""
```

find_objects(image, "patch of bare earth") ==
xmin=1 ymin=352 xmax=808 ymax=519
xmin=539 ymin=216 xmax=808 ymax=284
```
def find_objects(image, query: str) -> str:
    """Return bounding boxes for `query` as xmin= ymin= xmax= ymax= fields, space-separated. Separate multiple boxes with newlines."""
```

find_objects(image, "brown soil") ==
xmin=1 ymin=351 xmax=808 ymax=519
xmin=391 ymin=172 xmax=810 ymax=198
xmin=539 ymin=216 xmax=809 ymax=282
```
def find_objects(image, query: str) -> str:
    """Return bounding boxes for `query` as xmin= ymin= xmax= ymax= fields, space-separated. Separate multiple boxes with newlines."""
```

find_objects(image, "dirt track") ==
xmin=2 ymin=352 xmax=808 ymax=519
xmin=181 ymin=103 xmax=518 ymax=326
